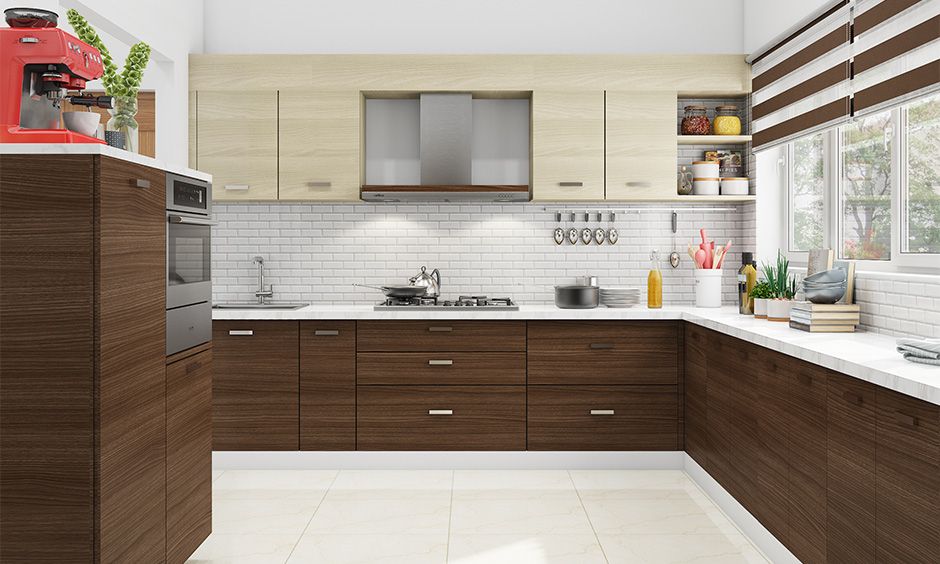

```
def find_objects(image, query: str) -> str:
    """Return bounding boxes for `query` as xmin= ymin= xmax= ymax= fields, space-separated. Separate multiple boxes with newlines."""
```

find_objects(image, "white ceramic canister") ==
xmin=692 ymin=160 xmax=720 ymax=178
xmin=767 ymin=299 xmax=794 ymax=322
xmin=694 ymin=269 xmax=722 ymax=308
xmin=692 ymin=178 xmax=720 ymax=195
xmin=754 ymin=297 xmax=769 ymax=318
xmin=720 ymin=177 xmax=749 ymax=195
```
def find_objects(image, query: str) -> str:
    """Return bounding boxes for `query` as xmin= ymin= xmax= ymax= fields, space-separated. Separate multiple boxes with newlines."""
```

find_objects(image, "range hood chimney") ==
xmin=361 ymin=93 xmax=530 ymax=202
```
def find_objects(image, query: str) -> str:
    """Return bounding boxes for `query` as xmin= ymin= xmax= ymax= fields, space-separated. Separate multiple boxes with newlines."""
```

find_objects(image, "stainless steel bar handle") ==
xmin=228 ymin=330 xmax=254 ymax=336
xmin=225 ymin=185 xmax=249 ymax=190
xmin=626 ymin=181 xmax=652 ymax=187
xmin=169 ymin=215 xmax=220 ymax=226
xmin=428 ymin=360 xmax=453 ymax=366
xmin=315 ymin=330 xmax=340 ymax=336
xmin=428 ymin=327 xmax=453 ymax=332
xmin=428 ymin=409 xmax=453 ymax=415
xmin=559 ymin=182 xmax=583 ymax=186
xmin=133 ymin=179 xmax=151 ymax=189
xmin=590 ymin=343 xmax=614 ymax=349
xmin=307 ymin=182 xmax=332 ymax=187
xmin=590 ymin=409 xmax=615 ymax=415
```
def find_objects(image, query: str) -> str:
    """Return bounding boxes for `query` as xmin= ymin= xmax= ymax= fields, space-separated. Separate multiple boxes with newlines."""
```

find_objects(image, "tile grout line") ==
xmin=445 ymin=469 xmax=455 ymax=563
xmin=281 ymin=470 xmax=341 ymax=564
xmin=567 ymin=470 xmax=612 ymax=564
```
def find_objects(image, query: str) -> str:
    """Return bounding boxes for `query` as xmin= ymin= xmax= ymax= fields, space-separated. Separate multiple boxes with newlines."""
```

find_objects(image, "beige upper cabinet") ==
xmin=532 ymin=91 xmax=605 ymax=201
xmin=196 ymin=90 xmax=278 ymax=201
xmin=605 ymin=91 xmax=677 ymax=201
xmin=278 ymin=90 xmax=361 ymax=201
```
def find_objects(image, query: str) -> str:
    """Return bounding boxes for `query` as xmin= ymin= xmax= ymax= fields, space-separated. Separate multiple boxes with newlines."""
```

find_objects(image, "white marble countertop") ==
xmin=0 ymin=143 xmax=210 ymax=182
xmin=213 ymin=304 xmax=940 ymax=406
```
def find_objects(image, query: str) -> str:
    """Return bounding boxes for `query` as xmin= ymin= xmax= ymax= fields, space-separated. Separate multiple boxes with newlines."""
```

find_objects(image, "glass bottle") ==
xmin=648 ymin=250 xmax=663 ymax=309
xmin=712 ymin=105 xmax=741 ymax=135
xmin=738 ymin=252 xmax=757 ymax=314
xmin=106 ymin=95 xmax=139 ymax=153
xmin=681 ymin=106 xmax=709 ymax=135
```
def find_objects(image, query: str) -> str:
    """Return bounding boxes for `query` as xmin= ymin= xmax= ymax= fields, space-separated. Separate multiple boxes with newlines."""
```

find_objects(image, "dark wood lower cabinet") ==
xmin=754 ymin=346 xmax=789 ymax=545
xmin=527 ymin=385 xmax=678 ymax=450
xmin=684 ymin=324 xmax=708 ymax=467
xmin=300 ymin=321 xmax=356 ymax=450
xmin=357 ymin=385 xmax=526 ymax=450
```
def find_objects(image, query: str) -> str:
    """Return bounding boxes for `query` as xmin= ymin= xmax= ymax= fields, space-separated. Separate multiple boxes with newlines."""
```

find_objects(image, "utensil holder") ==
xmin=694 ymin=269 xmax=722 ymax=308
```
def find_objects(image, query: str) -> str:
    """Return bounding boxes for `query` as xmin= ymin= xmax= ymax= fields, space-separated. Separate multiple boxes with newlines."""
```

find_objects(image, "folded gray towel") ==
xmin=900 ymin=353 xmax=940 ymax=366
xmin=896 ymin=338 xmax=940 ymax=365
xmin=897 ymin=344 xmax=940 ymax=359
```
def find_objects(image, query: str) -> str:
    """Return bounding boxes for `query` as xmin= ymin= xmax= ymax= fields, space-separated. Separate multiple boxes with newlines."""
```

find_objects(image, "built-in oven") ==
xmin=166 ymin=172 xmax=216 ymax=356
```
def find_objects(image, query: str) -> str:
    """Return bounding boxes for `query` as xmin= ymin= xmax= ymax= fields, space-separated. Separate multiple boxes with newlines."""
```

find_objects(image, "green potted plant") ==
xmin=749 ymin=281 xmax=773 ymax=319
xmin=67 ymin=10 xmax=151 ymax=153
xmin=762 ymin=251 xmax=797 ymax=322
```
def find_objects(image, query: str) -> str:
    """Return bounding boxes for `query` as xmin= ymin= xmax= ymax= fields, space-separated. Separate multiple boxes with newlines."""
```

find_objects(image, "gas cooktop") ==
xmin=374 ymin=295 xmax=519 ymax=311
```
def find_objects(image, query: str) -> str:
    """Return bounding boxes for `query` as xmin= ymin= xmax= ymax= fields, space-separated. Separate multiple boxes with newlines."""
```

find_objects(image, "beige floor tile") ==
xmin=213 ymin=470 xmax=337 ymax=500
xmin=452 ymin=471 xmax=579 ymax=500
xmin=286 ymin=534 xmax=447 ymax=564
xmin=325 ymin=470 xmax=453 ymax=500
xmin=449 ymin=499 xmax=594 ymax=536
xmin=582 ymin=498 xmax=725 ymax=535
xmin=304 ymin=498 xmax=451 ymax=535
xmin=598 ymin=534 xmax=769 ymax=564
xmin=448 ymin=534 xmax=608 ymax=564
xmin=186 ymin=533 xmax=298 ymax=564
xmin=212 ymin=498 xmax=319 ymax=536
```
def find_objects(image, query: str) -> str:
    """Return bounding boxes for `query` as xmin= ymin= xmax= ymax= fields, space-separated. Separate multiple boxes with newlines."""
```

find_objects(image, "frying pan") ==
xmin=352 ymin=283 xmax=428 ymax=298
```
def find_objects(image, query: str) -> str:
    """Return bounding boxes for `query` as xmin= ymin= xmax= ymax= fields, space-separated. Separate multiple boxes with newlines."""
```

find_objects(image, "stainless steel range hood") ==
xmin=361 ymin=93 xmax=530 ymax=202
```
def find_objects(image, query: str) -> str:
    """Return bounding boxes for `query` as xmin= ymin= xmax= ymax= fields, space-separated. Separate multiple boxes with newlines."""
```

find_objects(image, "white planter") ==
xmin=694 ymin=269 xmax=722 ymax=308
xmin=767 ymin=299 xmax=793 ymax=322
xmin=754 ymin=298 xmax=769 ymax=319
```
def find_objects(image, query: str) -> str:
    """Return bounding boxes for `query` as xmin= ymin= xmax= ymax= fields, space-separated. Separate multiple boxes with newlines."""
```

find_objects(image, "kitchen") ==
xmin=2 ymin=1 xmax=940 ymax=563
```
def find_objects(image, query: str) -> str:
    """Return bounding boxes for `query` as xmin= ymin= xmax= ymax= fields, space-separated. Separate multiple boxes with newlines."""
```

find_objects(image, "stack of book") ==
xmin=789 ymin=303 xmax=860 ymax=333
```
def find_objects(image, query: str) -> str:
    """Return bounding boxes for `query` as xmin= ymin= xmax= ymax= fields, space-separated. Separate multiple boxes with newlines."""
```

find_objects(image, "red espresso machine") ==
xmin=1 ymin=7 xmax=113 ymax=144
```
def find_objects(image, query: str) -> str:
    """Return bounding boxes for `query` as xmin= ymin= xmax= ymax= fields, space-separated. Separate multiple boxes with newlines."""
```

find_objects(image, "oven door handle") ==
xmin=168 ymin=215 xmax=219 ymax=226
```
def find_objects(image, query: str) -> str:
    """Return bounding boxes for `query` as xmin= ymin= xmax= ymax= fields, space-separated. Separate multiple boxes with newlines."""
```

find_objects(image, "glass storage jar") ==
xmin=681 ymin=106 xmax=709 ymax=135
xmin=712 ymin=105 xmax=741 ymax=135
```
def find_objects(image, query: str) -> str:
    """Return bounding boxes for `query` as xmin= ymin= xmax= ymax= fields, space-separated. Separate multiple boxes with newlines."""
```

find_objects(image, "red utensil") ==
xmin=699 ymin=240 xmax=714 ymax=269
xmin=716 ymin=240 xmax=732 ymax=269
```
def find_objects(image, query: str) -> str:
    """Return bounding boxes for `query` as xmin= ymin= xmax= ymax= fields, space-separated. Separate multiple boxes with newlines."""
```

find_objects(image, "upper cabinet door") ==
xmin=606 ymin=91 xmax=677 ymax=201
xmin=278 ymin=90 xmax=361 ymax=201
xmin=532 ymin=91 xmax=605 ymax=201
xmin=196 ymin=90 xmax=278 ymax=201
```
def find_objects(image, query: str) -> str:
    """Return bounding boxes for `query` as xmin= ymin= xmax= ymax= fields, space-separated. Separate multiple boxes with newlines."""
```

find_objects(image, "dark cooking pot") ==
xmin=555 ymin=285 xmax=599 ymax=309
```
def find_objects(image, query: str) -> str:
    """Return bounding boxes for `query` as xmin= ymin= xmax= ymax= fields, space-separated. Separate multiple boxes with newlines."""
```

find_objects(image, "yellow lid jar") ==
xmin=712 ymin=106 xmax=741 ymax=135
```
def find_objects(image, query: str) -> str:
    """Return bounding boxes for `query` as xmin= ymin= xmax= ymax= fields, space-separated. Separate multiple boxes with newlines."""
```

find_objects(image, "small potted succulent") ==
xmin=762 ymin=251 xmax=798 ymax=322
xmin=749 ymin=281 xmax=773 ymax=319
xmin=67 ymin=10 xmax=150 ymax=153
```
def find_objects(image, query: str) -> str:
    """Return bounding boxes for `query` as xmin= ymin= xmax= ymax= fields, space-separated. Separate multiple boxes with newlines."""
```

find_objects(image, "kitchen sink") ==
xmin=212 ymin=302 xmax=310 ymax=310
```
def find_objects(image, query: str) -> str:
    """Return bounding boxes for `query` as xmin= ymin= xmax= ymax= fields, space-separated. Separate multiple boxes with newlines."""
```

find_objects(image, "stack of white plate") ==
xmin=599 ymin=287 xmax=641 ymax=308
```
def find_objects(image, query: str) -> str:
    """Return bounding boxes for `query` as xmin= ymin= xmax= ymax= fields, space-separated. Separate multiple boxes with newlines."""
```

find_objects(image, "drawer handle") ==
xmin=590 ymin=409 xmax=615 ymax=416
xmin=225 ymin=185 xmax=249 ymax=191
xmin=559 ymin=181 xmax=583 ymax=187
xmin=843 ymin=391 xmax=863 ymax=405
xmin=428 ymin=409 xmax=453 ymax=416
xmin=428 ymin=360 xmax=453 ymax=366
xmin=186 ymin=361 xmax=202 ymax=374
xmin=306 ymin=182 xmax=332 ymax=187
xmin=626 ymin=181 xmax=653 ymax=187
xmin=315 ymin=330 xmax=339 ymax=336
xmin=590 ymin=343 xmax=614 ymax=349
xmin=428 ymin=327 xmax=453 ymax=332
xmin=228 ymin=330 xmax=253 ymax=336
xmin=894 ymin=411 xmax=918 ymax=427
xmin=132 ymin=178 xmax=150 ymax=189
xmin=797 ymin=373 xmax=812 ymax=386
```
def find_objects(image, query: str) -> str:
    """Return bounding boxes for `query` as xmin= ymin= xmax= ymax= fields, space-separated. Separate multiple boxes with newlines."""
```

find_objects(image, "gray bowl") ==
xmin=805 ymin=268 xmax=847 ymax=284
xmin=804 ymin=284 xmax=846 ymax=304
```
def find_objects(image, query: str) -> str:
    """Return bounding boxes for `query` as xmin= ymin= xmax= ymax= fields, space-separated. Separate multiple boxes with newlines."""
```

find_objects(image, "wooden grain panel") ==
xmin=531 ymin=90 xmax=605 ymax=201
xmin=212 ymin=320 xmax=299 ymax=450
xmin=166 ymin=349 xmax=212 ymax=564
xmin=527 ymin=385 xmax=679 ymax=451
xmin=96 ymin=157 xmax=167 ymax=564
xmin=788 ymin=359 xmax=828 ymax=564
xmin=357 ymin=352 xmax=526 ymax=386
xmin=279 ymin=90 xmax=361 ymax=201
xmin=0 ymin=155 xmax=96 ymax=563
xmin=197 ymin=90 xmax=278 ymax=201
xmin=684 ymin=323 xmax=708 ymax=468
xmin=527 ymin=321 xmax=678 ymax=385
xmin=755 ymin=346 xmax=789 ymax=545
xmin=357 ymin=385 xmax=526 ymax=450
xmin=876 ymin=387 xmax=940 ymax=564
xmin=605 ymin=90 xmax=678 ymax=200
xmin=827 ymin=372 xmax=877 ymax=564
xmin=300 ymin=321 xmax=356 ymax=451
xmin=356 ymin=320 xmax=526 ymax=352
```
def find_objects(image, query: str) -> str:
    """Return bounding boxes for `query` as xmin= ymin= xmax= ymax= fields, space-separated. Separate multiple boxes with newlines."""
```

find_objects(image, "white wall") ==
xmin=203 ymin=0 xmax=745 ymax=54
xmin=743 ymin=0 xmax=832 ymax=55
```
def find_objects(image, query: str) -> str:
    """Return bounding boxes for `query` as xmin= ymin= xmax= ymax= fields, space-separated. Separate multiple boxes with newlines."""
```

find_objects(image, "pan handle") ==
xmin=352 ymin=283 xmax=387 ymax=291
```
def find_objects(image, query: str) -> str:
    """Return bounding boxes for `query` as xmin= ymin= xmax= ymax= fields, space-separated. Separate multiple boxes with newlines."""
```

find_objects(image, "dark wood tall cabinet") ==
xmin=300 ymin=321 xmax=356 ymax=450
xmin=0 ymin=154 xmax=211 ymax=564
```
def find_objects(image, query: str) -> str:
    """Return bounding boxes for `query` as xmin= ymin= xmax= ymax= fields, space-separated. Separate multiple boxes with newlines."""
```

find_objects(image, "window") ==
xmin=786 ymin=92 xmax=940 ymax=272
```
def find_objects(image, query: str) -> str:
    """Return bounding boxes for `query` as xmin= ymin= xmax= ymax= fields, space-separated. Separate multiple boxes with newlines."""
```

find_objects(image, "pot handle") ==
xmin=431 ymin=268 xmax=441 ymax=290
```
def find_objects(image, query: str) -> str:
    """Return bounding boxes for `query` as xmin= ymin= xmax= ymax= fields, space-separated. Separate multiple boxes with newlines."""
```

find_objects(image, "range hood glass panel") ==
xmin=420 ymin=93 xmax=472 ymax=185
xmin=364 ymin=99 xmax=420 ymax=185
xmin=471 ymin=99 xmax=530 ymax=185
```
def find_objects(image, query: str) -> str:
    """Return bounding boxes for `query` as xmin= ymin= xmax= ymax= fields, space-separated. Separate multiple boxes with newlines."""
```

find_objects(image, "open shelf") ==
xmin=677 ymin=135 xmax=752 ymax=145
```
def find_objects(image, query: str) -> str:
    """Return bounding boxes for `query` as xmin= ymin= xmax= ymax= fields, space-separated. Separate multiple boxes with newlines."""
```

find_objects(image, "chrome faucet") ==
xmin=253 ymin=256 xmax=274 ymax=304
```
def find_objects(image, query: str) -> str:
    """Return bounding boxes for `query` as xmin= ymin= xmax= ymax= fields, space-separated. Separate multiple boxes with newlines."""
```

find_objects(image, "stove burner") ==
xmin=375 ymin=295 xmax=517 ymax=310
xmin=383 ymin=295 xmax=438 ymax=307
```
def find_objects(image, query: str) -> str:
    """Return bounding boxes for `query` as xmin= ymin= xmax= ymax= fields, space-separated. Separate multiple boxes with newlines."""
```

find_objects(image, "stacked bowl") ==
xmin=803 ymin=269 xmax=847 ymax=304
xmin=600 ymin=287 xmax=641 ymax=308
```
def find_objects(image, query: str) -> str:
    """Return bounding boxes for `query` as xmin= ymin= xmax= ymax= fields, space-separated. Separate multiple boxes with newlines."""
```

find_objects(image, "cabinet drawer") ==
xmin=357 ymin=385 xmax=526 ymax=450
xmin=357 ymin=321 xmax=526 ymax=352
xmin=527 ymin=385 xmax=679 ymax=450
xmin=357 ymin=352 xmax=526 ymax=385
xmin=528 ymin=321 xmax=678 ymax=385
